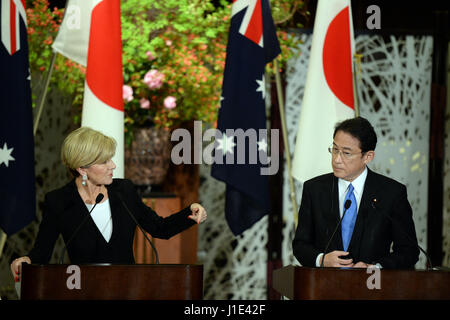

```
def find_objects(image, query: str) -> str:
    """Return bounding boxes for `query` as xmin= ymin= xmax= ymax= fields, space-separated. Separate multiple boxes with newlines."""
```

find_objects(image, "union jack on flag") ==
xmin=211 ymin=0 xmax=280 ymax=235
xmin=232 ymin=0 xmax=263 ymax=46
xmin=0 ymin=0 xmax=36 ymax=235
xmin=1 ymin=0 xmax=27 ymax=55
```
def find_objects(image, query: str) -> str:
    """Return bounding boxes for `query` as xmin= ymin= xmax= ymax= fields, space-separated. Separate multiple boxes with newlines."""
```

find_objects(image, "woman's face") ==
xmin=84 ymin=159 xmax=116 ymax=185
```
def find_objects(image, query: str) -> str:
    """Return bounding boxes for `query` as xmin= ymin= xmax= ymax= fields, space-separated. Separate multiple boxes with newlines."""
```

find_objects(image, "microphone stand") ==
xmin=116 ymin=193 xmax=159 ymax=264
xmin=59 ymin=193 xmax=104 ymax=264
xmin=320 ymin=199 xmax=352 ymax=268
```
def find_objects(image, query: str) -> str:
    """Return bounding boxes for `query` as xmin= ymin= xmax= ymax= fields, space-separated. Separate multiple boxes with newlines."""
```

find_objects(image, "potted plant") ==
xmin=120 ymin=0 xmax=229 ymax=187
xmin=27 ymin=0 xmax=304 ymax=189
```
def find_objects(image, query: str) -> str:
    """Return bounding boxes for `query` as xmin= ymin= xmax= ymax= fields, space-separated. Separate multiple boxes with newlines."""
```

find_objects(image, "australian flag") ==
xmin=211 ymin=0 xmax=280 ymax=236
xmin=0 ymin=0 xmax=36 ymax=235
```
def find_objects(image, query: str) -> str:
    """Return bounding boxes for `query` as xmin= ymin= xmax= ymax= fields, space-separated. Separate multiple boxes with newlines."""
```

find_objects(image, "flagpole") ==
xmin=273 ymin=58 xmax=298 ymax=223
xmin=352 ymin=53 xmax=363 ymax=118
xmin=0 ymin=229 xmax=7 ymax=259
xmin=33 ymin=51 xmax=57 ymax=136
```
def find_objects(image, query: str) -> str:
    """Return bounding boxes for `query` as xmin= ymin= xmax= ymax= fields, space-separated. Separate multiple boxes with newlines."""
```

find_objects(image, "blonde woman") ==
xmin=11 ymin=127 xmax=206 ymax=280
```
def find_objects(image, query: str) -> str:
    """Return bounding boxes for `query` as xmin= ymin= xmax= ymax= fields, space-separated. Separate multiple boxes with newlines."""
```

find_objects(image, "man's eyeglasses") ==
xmin=328 ymin=145 xmax=363 ymax=160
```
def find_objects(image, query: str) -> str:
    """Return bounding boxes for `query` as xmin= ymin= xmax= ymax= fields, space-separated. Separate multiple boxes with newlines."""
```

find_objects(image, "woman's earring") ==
xmin=82 ymin=174 xmax=88 ymax=186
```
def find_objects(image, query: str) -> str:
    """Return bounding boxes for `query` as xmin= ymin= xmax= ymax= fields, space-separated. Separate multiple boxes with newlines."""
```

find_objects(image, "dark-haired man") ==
xmin=292 ymin=117 xmax=419 ymax=269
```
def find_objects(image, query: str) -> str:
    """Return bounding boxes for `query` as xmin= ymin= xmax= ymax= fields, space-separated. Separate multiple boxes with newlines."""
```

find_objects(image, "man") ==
xmin=292 ymin=117 xmax=419 ymax=269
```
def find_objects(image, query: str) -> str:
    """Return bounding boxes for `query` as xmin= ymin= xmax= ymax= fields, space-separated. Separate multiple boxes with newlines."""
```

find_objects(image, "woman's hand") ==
xmin=10 ymin=256 xmax=31 ymax=281
xmin=188 ymin=203 xmax=207 ymax=224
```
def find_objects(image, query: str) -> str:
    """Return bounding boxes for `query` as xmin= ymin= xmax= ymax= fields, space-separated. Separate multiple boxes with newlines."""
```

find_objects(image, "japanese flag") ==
xmin=292 ymin=0 xmax=356 ymax=183
xmin=53 ymin=0 xmax=124 ymax=177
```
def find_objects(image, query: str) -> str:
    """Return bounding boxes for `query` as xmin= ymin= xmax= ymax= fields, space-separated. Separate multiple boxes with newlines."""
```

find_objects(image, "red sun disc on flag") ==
xmin=86 ymin=0 xmax=123 ymax=111
xmin=322 ymin=7 xmax=354 ymax=109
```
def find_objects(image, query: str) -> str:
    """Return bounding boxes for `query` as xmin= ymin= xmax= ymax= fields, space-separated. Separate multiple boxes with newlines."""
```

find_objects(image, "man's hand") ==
xmin=353 ymin=262 xmax=378 ymax=268
xmin=322 ymin=251 xmax=354 ymax=268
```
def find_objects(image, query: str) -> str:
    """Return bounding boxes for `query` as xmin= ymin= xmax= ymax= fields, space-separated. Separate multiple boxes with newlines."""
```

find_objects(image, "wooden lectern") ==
xmin=20 ymin=264 xmax=203 ymax=300
xmin=273 ymin=265 xmax=450 ymax=300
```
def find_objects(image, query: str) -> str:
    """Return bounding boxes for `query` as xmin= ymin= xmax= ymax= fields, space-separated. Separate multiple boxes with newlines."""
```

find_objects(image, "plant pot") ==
xmin=125 ymin=127 xmax=171 ymax=187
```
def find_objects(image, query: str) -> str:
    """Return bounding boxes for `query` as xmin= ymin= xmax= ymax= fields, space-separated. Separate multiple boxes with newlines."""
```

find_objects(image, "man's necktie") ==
xmin=341 ymin=183 xmax=357 ymax=251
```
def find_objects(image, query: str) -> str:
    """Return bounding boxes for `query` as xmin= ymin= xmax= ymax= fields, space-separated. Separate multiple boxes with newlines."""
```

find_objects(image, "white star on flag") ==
xmin=256 ymin=75 xmax=266 ymax=99
xmin=216 ymin=133 xmax=236 ymax=155
xmin=0 ymin=142 xmax=15 ymax=167
xmin=257 ymin=138 xmax=268 ymax=152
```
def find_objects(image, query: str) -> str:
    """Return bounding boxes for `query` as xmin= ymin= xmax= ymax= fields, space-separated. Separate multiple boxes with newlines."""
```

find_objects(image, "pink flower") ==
xmin=143 ymin=69 xmax=165 ymax=89
xmin=163 ymin=96 xmax=176 ymax=109
xmin=146 ymin=51 xmax=156 ymax=61
xmin=139 ymin=98 xmax=150 ymax=109
xmin=123 ymin=85 xmax=133 ymax=102
xmin=165 ymin=40 xmax=172 ymax=46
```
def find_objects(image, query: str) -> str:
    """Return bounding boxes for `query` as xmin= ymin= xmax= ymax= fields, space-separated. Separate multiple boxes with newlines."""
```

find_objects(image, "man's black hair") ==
xmin=333 ymin=117 xmax=377 ymax=152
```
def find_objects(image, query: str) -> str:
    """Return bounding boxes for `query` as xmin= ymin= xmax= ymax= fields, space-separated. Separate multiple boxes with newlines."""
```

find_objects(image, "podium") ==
xmin=20 ymin=264 xmax=203 ymax=300
xmin=273 ymin=265 xmax=450 ymax=300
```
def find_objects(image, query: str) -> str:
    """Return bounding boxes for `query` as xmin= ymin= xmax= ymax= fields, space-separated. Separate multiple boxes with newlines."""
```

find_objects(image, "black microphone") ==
xmin=320 ymin=199 xmax=352 ymax=268
xmin=371 ymin=198 xmax=433 ymax=270
xmin=59 ymin=193 xmax=104 ymax=264
xmin=115 ymin=193 xmax=159 ymax=264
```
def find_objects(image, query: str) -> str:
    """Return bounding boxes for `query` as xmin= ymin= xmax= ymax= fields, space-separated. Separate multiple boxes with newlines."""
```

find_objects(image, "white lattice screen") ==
xmin=0 ymin=31 xmax=442 ymax=300
xmin=283 ymin=33 xmax=433 ymax=269
xmin=198 ymin=33 xmax=433 ymax=300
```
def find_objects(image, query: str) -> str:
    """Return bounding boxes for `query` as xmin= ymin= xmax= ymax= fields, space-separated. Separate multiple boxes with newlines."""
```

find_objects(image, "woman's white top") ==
xmin=85 ymin=199 xmax=113 ymax=242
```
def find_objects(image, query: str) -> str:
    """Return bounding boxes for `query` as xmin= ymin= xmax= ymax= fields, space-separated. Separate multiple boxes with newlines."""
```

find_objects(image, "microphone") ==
xmin=115 ymin=192 xmax=159 ymax=264
xmin=320 ymin=199 xmax=352 ymax=268
xmin=59 ymin=193 xmax=104 ymax=264
xmin=371 ymin=198 xmax=433 ymax=270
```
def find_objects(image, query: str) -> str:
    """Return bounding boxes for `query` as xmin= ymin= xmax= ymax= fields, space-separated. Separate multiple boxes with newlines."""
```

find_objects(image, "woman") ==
xmin=11 ymin=127 xmax=207 ymax=279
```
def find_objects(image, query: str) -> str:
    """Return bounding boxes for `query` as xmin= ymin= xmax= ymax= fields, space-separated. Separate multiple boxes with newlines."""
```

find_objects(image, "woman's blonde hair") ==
xmin=61 ymin=127 xmax=116 ymax=176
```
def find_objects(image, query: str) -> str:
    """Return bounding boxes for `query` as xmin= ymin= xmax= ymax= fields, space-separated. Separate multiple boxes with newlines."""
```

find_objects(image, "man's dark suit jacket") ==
xmin=28 ymin=179 xmax=196 ymax=264
xmin=292 ymin=168 xmax=419 ymax=269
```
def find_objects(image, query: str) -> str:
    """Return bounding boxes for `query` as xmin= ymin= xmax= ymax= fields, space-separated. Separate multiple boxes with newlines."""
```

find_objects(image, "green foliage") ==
xmin=27 ymin=0 xmax=307 ymax=143
xmin=27 ymin=0 xmax=85 ymax=110
xmin=121 ymin=0 xmax=230 ymax=139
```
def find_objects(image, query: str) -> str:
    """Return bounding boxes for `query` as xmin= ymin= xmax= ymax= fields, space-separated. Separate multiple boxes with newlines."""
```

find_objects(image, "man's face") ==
xmin=331 ymin=130 xmax=374 ymax=181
